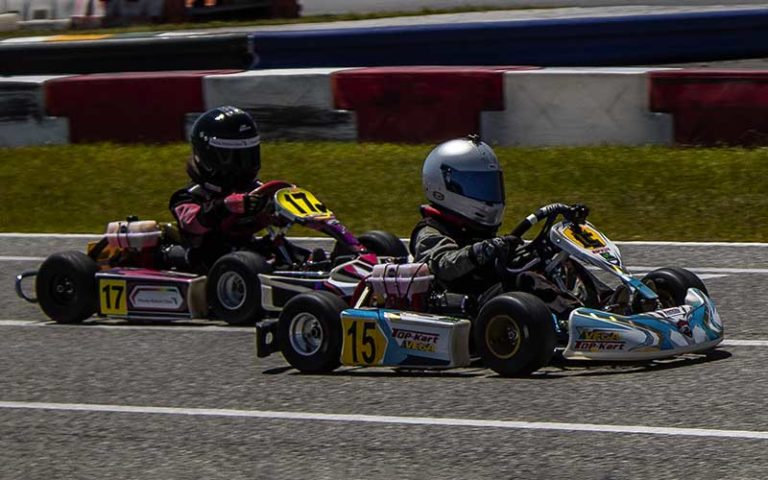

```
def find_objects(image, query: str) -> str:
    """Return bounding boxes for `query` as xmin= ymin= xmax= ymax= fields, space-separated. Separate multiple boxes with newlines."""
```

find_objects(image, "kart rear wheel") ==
xmin=358 ymin=230 xmax=408 ymax=258
xmin=36 ymin=251 xmax=98 ymax=323
xmin=278 ymin=291 xmax=346 ymax=373
xmin=474 ymin=292 xmax=556 ymax=377
xmin=207 ymin=251 xmax=271 ymax=326
xmin=636 ymin=267 xmax=708 ymax=310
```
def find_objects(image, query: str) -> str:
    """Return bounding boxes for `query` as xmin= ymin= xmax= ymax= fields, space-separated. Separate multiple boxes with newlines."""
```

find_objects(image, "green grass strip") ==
xmin=1 ymin=142 xmax=767 ymax=241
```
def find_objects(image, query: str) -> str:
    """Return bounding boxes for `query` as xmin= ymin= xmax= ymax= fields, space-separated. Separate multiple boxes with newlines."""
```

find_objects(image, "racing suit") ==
xmin=409 ymin=205 xmax=507 ymax=296
xmin=410 ymin=205 xmax=581 ymax=315
xmin=168 ymin=180 xmax=270 ymax=272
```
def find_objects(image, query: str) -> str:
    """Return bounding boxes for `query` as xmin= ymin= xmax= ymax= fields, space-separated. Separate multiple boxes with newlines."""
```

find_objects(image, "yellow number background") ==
xmin=563 ymin=224 xmax=606 ymax=249
xmin=275 ymin=188 xmax=333 ymax=219
xmin=100 ymin=279 xmax=127 ymax=315
xmin=341 ymin=317 xmax=387 ymax=366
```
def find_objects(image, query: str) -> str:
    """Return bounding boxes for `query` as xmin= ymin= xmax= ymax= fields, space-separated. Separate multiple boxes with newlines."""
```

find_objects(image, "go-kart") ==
xmin=16 ymin=181 xmax=407 ymax=325
xmin=256 ymin=203 xmax=723 ymax=376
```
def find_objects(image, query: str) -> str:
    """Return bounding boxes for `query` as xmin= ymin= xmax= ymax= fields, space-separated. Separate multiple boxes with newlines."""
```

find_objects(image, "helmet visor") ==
xmin=442 ymin=166 xmax=505 ymax=203
xmin=212 ymin=135 xmax=261 ymax=177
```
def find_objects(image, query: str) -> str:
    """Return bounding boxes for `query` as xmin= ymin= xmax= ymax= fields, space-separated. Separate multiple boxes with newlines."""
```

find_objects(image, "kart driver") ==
xmin=410 ymin=135 xmax=582 ymax=314
xmin=168 ymin=106 xmax=270 ymax=272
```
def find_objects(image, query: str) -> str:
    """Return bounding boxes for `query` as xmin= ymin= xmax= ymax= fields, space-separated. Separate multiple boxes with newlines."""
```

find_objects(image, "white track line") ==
xmin=629 ymin=266 xmax=768 ymax=274
xmin=0 ymin=320 xmax=251 ymax=332
xmin=722 ymin=339 xmax=768 ymax=347
xmin=618 ymin=241 xmax=768 ymax=247
xmin=0 ymin=400 xmax=765 ymax=440
xmin=0 ymin=233 xmax=100 ymax=239
xmin=0 ymin=256 xmax=44 ymax=261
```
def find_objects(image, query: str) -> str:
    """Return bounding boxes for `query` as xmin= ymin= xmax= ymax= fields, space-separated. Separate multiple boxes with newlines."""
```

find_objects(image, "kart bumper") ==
xmin=255 ymin=318 xmax=280 ymax=358
xmin=15 ymin=270 xmax=38 ymax=303
xmin=563 ymin=288 xmax=723 ymax=361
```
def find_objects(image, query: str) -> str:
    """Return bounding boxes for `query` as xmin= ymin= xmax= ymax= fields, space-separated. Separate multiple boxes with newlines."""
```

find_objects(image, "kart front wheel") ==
xmin=36 ymin=251 xmax=98 ymax=323
xmin=207 ymin=251 xmax=270 ymax=326
xmin=474 ymin=292 xmax=556 ymax=377
xmin=278 ymin=291 xmax=346 ymax=373
xmin=636 ymin=267 xmax=708 ymax=310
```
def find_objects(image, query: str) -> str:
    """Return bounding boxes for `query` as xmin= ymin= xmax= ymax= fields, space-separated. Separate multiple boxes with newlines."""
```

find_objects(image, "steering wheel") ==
xmin=494 ymin=203 xmax=590 ymax=280
xmin=509 ymin=203 xmax=589 ymax=239
xmin=251 ymin=180 xmax=294 ymax=197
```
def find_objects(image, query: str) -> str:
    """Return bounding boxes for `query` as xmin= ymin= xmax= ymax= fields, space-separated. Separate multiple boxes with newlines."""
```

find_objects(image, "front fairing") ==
xmin=549 ymin=221 xmax=657 ymax=300
xmin=563 ymin=288 xmax=723 ymax=360
xmin=273 ymin=186 xmax=362 ymax=250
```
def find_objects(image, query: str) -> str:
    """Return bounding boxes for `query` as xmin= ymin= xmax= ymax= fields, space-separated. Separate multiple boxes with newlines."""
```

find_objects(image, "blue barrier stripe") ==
xmin=249 ymin=8 xmax=768 ymax=68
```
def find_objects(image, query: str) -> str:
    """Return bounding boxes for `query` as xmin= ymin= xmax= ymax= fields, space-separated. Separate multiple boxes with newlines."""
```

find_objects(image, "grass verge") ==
xmin=1 ymin=142 xmax=767 ymax=241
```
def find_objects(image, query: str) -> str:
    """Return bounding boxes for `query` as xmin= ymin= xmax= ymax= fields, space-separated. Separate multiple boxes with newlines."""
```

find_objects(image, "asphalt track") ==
xmin=1 ymin=235 xmax=767 ymax=479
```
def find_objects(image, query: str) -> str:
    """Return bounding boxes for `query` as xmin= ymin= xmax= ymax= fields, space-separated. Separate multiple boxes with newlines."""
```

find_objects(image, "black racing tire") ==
xmin=358 ymin=230 xmax=409 ymax=258
xmin=474 ymin=292 xmax=557 ymax=377
xmin=278 ymin=291 xmax=346 ymax=373
xmin=637 ymin=267 xmax=708 ymax=309
xmin=207 ymin=251 xmax=271 ymax=326
xmin=36 ymin=251 xmax=98 ymax=323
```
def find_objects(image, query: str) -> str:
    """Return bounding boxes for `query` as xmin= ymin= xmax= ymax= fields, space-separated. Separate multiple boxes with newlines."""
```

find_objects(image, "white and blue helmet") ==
xmin=422 ymin=136 xmax=506 ymax=228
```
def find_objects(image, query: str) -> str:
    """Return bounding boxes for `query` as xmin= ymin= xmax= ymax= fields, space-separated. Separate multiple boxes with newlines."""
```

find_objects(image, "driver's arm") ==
xmin=412 ymin=226 xmax=477 ymax=282
xmin=170 ymin=189 xmax=258 ymax=235
xmin=411 ymin=225 xmax=474 ymax=282
xmin=412 ymin=225 xmax=513 ymax=282
xmin=170 ymin=192 xmax=230 ymax=235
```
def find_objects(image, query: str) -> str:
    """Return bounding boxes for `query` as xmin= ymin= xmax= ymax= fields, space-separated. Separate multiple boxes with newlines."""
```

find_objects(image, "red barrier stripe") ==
xmin=333 ymin=67 xmax=534 ymax=143
xmin=45 ymin=70 xmax=240 ymax=143
xmin=650 ymin=70 xmax=768 ymax=146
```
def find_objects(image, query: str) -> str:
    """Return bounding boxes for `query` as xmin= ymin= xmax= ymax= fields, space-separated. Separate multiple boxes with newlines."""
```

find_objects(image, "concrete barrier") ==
xmin=45 ymin=70 xmax=238 ymax=143
xmin=332 ymin=67 xmax=529 ymax=143
xmin=650 ymin=70 xmax=768 ymax=146
xmin=0 ymin=75 xmax=69 ymax=146
xmin=0 ymin=12 xmax=19 ymax=31
xmin=6 ymin=67 xmax=768 ymax=147
xmin=482 ymin=68 xmax=675 ymax=146
xmin=202 ymin=68 xmax=356 ymax=141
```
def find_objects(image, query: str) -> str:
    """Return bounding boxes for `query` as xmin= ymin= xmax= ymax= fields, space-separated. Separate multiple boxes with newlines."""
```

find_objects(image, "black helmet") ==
xmin=188 ymin=106 xmax=261 ymax=192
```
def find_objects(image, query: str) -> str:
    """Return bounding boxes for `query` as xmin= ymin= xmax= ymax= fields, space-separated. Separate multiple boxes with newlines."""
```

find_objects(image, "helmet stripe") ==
xmin=208 ymin=136 xmax=261 ymax=148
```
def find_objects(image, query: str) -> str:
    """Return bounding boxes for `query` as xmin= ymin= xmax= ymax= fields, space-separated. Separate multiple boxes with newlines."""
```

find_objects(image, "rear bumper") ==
xmin=255 ymin=318 xmax=280 ymax=358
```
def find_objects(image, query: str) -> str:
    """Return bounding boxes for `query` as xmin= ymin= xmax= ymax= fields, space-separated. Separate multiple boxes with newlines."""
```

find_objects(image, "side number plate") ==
xmin=99 ymin=279 xmax=127 ymax=315
xmin=341 ymin=317 xmax=387 ymax=366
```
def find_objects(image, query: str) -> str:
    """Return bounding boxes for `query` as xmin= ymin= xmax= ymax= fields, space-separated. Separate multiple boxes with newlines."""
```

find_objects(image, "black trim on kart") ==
xmin=255 ymin=319 xmax=280 ymax=358
xmin=15 ymin=270 xmax=38 ymax=303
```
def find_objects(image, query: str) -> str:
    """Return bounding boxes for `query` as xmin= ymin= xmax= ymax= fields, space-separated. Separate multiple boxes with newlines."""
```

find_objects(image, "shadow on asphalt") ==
xmin=541 ymin=348 xmax=732 ymax=378
xmin=260 ymin=349 xmax=732 ymax=379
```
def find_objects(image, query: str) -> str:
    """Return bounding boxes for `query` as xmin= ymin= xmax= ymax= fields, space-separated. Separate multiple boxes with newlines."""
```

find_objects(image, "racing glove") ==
xmin=223 ymin=192 xmax=267 ymax=215
xmin=471 ymin=235 xmax=522 ymax=266
xmin=223 ymin=193 xmax=248 ymax=214
xmin=245 ymin=192 xmax=268 ymax=213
